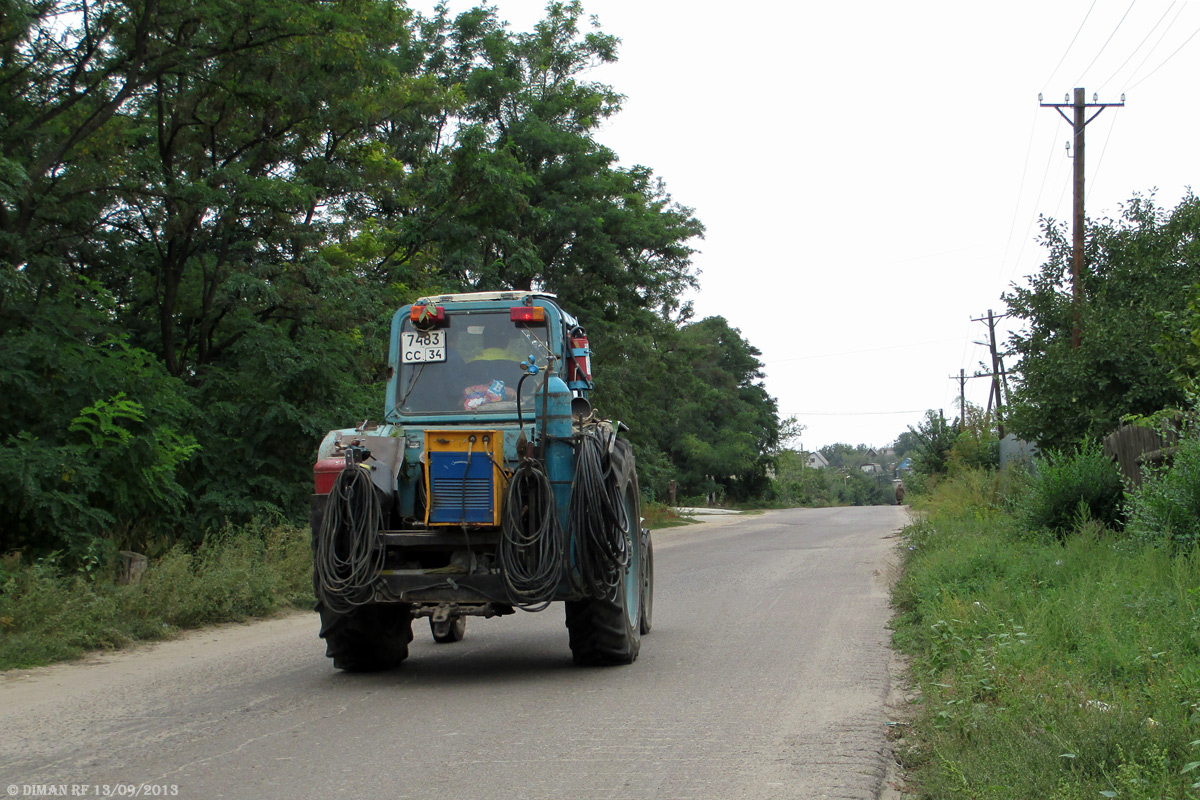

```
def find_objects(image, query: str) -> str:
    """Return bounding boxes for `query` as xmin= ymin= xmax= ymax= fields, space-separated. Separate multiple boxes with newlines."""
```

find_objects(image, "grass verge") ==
xmin=893 ymin=470 xmax=1200 ymax=799
xmin=0 ymin=521 xmax=313 ymax=670
xmin=642 ymin=501 xmax=698 ymax=529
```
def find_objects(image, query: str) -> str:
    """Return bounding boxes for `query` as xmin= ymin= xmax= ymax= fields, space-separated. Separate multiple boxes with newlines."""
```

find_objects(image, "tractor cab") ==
xmin=385 ymin=291 xmax=592 ymax=423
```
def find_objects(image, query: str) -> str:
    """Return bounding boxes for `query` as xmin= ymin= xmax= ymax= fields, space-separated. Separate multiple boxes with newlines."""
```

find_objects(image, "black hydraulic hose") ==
xmin=516 ymin=371 xmax=531 ymax=440
xmin=315 ymin=465 xmax=386 ymax=615
xmin=499 ymin=458 xmax=563 ymax=611
xmin=567 ymin=426 xmax=629 ymax=598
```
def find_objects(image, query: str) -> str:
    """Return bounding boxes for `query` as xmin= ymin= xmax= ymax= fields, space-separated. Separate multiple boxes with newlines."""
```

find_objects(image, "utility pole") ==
xmin=971 ymin=309 xmax=1007 ymax=439
xmin=1040 ymin=87 xmax=1124 ymax=349
xmin=948 ymin=368 xmax=966 ymax=431
xmin=959 ymin=368 xmax=966 ymax=431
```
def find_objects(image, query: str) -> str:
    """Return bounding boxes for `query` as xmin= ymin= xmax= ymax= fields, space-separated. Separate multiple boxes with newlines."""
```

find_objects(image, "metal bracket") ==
xmin=431 ymin=603 xmax=457 ymax=624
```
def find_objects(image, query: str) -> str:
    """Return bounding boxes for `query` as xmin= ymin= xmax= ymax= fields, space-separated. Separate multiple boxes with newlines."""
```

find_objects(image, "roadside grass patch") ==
xmin=0 ymin=521 xmax=313 ymax=670
xmin=894 ymin=470 xmax=1200 ymax=798
xmin=641 ymin=501 xmax=697 ymax=529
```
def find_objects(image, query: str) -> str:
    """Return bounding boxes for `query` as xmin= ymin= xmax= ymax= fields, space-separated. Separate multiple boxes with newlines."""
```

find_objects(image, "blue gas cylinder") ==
xmin=534 ymin=374 xmax=574 ymax=527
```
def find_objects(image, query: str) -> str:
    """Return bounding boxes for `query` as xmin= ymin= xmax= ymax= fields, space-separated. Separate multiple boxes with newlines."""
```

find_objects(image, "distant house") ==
xmin=806 ymin=452 xmax=830 ymax=469
xmin=860 ymin=463 xmax=883 ymax=475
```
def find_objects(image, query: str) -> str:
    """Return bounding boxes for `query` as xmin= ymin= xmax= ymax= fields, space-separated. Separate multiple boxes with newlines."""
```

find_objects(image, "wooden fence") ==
xmin=1103 ymin=421 xmax=1180 ymax=487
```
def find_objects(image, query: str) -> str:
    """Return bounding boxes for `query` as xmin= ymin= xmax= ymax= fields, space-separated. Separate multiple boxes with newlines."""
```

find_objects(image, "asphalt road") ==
xmin=0 ymin=505 xmax=908 ymax=800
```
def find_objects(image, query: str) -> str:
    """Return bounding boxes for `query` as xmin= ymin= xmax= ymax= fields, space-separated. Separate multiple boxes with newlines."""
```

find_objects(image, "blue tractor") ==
xmin=310 ymin=291 xmax=653 ymax=670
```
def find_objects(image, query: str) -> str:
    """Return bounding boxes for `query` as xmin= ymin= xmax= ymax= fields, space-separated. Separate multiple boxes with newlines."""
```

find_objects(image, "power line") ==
xmin=1087 ymin=112 xmax=1121 ymax=204
xmin=1098 ymin=2 xmax=1176 ymax=93
xmin=1005 ymin=121 xmax=1070 ymax=287
xmin=763 ymin=336 xmax=961 ymax=365
xmin=1043 ymin=0 xmax=1098 ymax=92
xmin=997 ymin=106 xmax=1041 ymax=282
xmin=783 ymin=409 xmax=930 ymax=417
xmin=1073 ymin=0 xmax=1137 ymax=86
xmin=1122 ymin=3 xmax=1188 ymax=89
xmin=1126 ymin=20 xmax=1200 ymax=91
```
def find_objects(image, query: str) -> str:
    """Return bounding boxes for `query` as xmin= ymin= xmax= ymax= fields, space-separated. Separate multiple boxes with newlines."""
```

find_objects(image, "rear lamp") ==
xmin=410 ymin=304 xmax=445 ymax=324
xmin=510 ymin=306 xmax=546 ymax=324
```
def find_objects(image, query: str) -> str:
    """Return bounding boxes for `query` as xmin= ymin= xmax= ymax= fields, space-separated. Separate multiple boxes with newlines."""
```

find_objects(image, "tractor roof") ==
xmin=415 ymin=290 xmax=558 ymax=305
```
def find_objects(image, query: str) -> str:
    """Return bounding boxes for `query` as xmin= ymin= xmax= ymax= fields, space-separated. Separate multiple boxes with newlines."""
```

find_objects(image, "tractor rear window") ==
xmin=395 ymin=312 xmax=550 ymax=415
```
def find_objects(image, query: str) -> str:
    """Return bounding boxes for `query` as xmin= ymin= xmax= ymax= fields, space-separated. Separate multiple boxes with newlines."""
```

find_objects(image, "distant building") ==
xmin=806 ymin=452 xmax=830 ymax=469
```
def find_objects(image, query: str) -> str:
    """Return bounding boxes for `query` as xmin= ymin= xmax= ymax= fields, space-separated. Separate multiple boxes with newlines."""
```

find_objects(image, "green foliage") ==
xmin=1004 ymin=193 xmax=1200 ymax=450
xmin=639 ymin=502 xmax=694 ymax=529
xmin=1019 ymin=440 xmax=1125 ymax=537
xmin=818 ymin=442 xmax=878 ymax=469
xmin=0 ymin=0 xmax=786 ymax=561
xmin=1126 ymin=412 xmax=1200 ymax=550
xmin=907 ymin=409 xmax=960 ymax=477
xmin=601 ymin=315 xmax=784 ymax=504
xmin=947 ymin=404 xmax=1001 ymax=472
xmin=0 ymin=307 xmax=198 ymax=556
xmin=0 ymin=521 xmax=313 ymax=669
xmin=1157 ymin=284 xmax=1200 ymax=394
xmin=768 ymin=449 xmax=895 ymax=507
xmin=893 ymin=469 xmax=1200 ymax=799
xmin=893 ymin=428 xmax=922 ymax=460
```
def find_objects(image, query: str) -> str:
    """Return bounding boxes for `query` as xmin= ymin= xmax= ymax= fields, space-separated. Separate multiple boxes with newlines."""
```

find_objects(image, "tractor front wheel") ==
xmin=431 ymin=615 xmax=467 ymax=643
xmin=639 ymin=526 xmax=654 ymax=635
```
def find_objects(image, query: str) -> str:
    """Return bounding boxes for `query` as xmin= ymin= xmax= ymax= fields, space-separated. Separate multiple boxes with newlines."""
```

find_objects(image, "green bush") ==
xmin=0 ymin=322 xmax=199 ymax=559
xmin=1019 ymin=439 xmax=1125 ymax=537
xmin=1126 ymin=418 xmax=1200 ymax=549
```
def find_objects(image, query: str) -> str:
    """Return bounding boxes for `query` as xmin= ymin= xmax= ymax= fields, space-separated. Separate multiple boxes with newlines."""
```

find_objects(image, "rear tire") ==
xmin=318 ymin=602 xmax=414 ymax=672
xmin=566 ymin=439 xmax=642 ymax=666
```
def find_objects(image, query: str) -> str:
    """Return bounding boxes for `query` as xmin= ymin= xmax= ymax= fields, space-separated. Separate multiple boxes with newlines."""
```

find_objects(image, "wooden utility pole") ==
xmin=1039 ymin=88 xmax=1124 ymax=349
xmin=959 ymin=368 xmax=966 ymax=430
xmin=948 ymin=368 xmax=966 ymax=431
xmin=972 ymin=309 xmax=1007 ymax=439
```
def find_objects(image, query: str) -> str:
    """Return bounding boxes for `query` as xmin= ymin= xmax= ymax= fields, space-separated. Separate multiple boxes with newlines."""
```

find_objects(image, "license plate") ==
xmin=402 ymin=330 xmax=446 ymax=363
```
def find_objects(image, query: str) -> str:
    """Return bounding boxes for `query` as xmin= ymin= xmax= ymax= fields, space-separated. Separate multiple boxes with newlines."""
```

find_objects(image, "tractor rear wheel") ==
xmin=318 ymin=602 xmax=414 ymax=672
xmin=565 ymin=440 xmax=642 ymax=665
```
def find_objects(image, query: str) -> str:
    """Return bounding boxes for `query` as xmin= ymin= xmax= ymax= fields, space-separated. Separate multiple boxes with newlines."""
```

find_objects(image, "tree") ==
xmin=1156 ymin=284 xmax=1200 ymax=395
xmin=607 ymin=315 xmax=783 ymax=503
xmin=819 ymin=443 xmax=879 ymax=470
xmin=1 ymin=0 xmax=437 ymax=539
xmin=1003 ymin=193 xmax=1200 ymax=450
xmin=0 ymin=0 xmax=781 ymax=558
xmin=906 ymin=410 xmax=958 ymax=477
xmin=400 ymin=1 xmax=702 ymax=323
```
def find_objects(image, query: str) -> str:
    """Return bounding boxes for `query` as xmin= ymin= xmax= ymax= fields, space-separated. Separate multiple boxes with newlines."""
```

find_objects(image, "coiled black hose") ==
xmin=499 ymin=458 xmax=563 ymax=610
xmin=315 ymin=465 xmax=386 ymax=614
xmin=568 ymin=426 xmax=629 ymax=598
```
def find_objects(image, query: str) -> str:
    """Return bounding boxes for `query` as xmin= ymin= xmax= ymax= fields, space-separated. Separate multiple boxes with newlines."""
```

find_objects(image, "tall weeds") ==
xmin=894 ymin=468 xmax=1200 ymax=799
xmin=0 ymin=522 xmax=313 ymax=670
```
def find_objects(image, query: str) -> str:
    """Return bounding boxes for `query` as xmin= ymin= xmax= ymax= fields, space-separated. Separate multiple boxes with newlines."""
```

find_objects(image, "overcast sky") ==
xmin=414 ymin=0 xmax=1200 ymax=450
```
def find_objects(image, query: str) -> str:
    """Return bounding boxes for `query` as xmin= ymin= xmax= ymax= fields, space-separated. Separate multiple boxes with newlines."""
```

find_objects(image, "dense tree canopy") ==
xmin=1003 ymin=193 xmax=1200 ymax=450
xmin=612 ymin=315 xmax=788 ymax=503
xmin=0 ymin=0 xmax=781 ymax=556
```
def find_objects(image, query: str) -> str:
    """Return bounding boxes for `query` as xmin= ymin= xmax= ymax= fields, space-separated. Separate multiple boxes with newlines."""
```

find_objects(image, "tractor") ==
xmin=310 ymin=291 xmax=652 ymax=670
